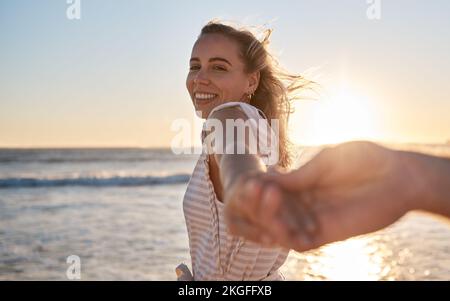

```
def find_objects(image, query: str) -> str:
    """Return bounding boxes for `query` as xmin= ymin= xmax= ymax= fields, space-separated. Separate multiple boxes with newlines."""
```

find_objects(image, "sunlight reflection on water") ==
xmin=281 ymin=212 xmax=449 ymax=281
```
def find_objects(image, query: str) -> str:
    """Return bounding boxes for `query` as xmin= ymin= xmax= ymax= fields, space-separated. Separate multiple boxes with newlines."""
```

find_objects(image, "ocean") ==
xmin=0 ymin=145 xmax=449 ymax=280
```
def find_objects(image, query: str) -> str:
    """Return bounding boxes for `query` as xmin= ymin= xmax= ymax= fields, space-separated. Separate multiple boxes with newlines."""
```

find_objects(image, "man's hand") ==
xmin=225 ymin=141 xmax=425 ymax=252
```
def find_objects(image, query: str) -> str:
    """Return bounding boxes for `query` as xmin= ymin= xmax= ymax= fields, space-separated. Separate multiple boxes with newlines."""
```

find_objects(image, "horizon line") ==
xmin=1 ymin=140 xmax=449 ymax=150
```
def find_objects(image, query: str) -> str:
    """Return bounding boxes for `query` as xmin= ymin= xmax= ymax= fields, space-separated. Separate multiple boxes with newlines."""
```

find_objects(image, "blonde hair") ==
xmin=199 ymin=20 xmax=314 ymax=168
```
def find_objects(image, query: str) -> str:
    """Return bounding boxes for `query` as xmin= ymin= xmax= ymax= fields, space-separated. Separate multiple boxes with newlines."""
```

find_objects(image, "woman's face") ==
xmin=186 ymin=33 xmax=257 ymax=118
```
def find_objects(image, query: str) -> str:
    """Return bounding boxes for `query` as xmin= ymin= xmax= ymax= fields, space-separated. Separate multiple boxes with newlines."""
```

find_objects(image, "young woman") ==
xmin=180 ymin=21 xmax=311 ymax=280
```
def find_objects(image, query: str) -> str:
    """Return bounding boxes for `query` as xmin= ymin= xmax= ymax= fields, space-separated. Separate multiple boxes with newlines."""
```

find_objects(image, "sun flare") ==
xmin=290 ymin=84 xmax=381 ymax=146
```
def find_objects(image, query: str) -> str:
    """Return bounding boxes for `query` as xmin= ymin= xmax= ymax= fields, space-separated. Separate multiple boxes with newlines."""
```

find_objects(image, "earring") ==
xmin=247 ymin=91 xmax=255 ymax=101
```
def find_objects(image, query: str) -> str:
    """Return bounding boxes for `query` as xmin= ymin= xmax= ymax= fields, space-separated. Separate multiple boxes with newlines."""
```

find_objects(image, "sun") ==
xmin=290 ymin=84 xmax=381 ymax=145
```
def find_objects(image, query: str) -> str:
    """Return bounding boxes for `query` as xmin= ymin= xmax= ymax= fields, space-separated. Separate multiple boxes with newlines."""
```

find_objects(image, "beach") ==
xmin=0 ymin=145 xmax=449 ymax=280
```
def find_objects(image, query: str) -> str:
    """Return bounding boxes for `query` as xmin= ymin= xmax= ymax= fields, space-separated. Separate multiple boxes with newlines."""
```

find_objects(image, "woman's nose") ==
xmin=193 ymin=71 xmax=210 ymax=85
xmin=194 ymin=78 xmax=210 ymax=85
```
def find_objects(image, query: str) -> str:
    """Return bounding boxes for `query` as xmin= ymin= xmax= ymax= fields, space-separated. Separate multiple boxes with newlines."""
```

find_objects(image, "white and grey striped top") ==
xmin=182 ymin=102 xmax=289 ymax=281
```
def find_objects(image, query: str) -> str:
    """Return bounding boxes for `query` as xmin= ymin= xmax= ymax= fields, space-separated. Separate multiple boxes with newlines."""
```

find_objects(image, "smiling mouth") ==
xmin=194 ymin=92 xmax=218 ymax=104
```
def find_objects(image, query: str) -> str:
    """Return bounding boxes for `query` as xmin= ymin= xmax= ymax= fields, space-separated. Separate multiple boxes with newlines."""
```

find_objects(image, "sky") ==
xmin=1 ymin=0 xmax=449 ymax=147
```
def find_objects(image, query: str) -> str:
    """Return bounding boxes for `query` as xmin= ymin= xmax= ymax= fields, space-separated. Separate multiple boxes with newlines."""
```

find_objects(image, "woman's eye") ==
xmin=213 ymin=65 xmax=227 ymax=71
xmin=189 ymin=65 xmax=200 ymax=71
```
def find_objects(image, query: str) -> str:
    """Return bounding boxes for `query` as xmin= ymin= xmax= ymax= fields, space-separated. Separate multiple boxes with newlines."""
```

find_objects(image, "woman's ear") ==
xmin=248 ymin=71 xmax=260 ymax=93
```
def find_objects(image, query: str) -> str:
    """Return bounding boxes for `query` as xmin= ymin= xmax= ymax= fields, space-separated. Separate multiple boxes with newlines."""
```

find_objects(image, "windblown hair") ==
xmin=199 ymin=20 xmax=314 ymax=168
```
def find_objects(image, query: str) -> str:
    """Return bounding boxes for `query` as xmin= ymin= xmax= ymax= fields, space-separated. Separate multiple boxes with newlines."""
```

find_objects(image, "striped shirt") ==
xmin=182 ymin=102 xmax=289 ymax=281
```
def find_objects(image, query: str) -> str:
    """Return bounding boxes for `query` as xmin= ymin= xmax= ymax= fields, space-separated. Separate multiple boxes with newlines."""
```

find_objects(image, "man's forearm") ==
xmin=421 ymin=153 xmax=450 ymax=218
xmin=405 ymin=151 xmax=450 ymax=218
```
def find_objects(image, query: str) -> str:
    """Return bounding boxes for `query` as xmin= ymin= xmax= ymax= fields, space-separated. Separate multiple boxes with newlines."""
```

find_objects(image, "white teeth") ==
xmin=195 ymin=93 xmax=217 ymax=100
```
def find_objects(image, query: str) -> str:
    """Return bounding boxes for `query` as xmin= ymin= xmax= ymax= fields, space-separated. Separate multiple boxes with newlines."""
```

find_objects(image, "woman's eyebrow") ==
xmin=190 ymin=57 xmax=233 ymax=66
xmin=189 ymin=58 xmax=200 ymax=64
xmin=209 ymin=57 xmax=232 ymax=66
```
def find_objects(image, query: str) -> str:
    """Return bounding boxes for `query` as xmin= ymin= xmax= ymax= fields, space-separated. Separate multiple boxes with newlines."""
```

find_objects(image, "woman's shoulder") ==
xmin=207 ymin=101 xmax=263 ymax=121
xmin=206 ymin=102 xmax=249 ymax=122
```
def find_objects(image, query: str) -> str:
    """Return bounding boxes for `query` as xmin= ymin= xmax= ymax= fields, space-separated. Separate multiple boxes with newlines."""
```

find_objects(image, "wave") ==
xmin=0 ymin=174 xmax=191 ymax=189
xmin=0 ymin=156 xmax=194 ymax=164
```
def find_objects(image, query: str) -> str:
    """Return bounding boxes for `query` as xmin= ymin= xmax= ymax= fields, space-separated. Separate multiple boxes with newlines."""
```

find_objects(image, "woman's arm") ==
xmin=207 ymin=106 xmax=315 ymax=243
xmin=207 ymin=106 xmax=267 ymax=201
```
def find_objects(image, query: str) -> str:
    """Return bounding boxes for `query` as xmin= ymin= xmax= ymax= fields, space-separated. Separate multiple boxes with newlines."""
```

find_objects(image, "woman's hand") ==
xmin=224 ymin=172 xmax=318 ymax=248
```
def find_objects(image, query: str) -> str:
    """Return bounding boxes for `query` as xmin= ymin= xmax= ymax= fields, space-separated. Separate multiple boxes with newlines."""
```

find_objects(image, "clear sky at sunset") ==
xmin=1 ymin=0 xmax=449 ymax=147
